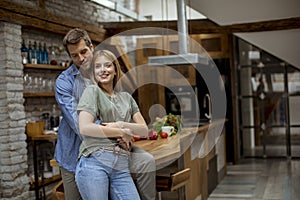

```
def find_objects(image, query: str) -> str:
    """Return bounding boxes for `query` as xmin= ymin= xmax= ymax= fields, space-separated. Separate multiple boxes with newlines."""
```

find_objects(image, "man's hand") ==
xmin=118 ymin=128 xmax=134 ymax=151
xmin=117 ymin=138 xmax=132 ymax=151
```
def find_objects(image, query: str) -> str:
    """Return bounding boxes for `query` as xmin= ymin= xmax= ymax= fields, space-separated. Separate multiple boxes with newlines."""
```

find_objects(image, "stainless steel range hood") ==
xmin=148 ymin=0 xmax=208 ymax=66
xmin=148 ymin=53 xmax=208 ymax=65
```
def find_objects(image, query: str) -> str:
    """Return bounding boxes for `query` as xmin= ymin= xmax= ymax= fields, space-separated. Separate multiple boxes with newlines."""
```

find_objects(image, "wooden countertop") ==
xmin=50 ymin=119 xmax=225 ymax=168
xmin=134 ymin=134 xmax=181 ymax=167
xmin=134 ymin=121 xmax=223 ymax=167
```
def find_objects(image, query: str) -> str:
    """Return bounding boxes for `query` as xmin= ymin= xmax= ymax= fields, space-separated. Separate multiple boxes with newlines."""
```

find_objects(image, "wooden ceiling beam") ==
xmin=223 ymin=17 xmax=300 ymax=33
xmin=101 ymin=17 xmax=300 ymax=36
xmin=101 ymin=19 xmax=224 ymax=36
xmin=0 ymin=0 xmax=105 ymax=42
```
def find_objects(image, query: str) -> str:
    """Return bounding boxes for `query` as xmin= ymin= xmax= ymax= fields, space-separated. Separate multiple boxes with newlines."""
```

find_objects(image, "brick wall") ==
xmin=1 ymin=0 xmax=137 ymax=199
xmin=0 ymin=21 xmax=30 ymax=200
xmin=10 ymin=0 xmax=135 ymax=23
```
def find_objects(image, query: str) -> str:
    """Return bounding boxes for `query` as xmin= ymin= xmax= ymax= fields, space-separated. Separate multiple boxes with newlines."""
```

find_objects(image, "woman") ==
xmin=75 ymin=50 xmax=148 ymax=200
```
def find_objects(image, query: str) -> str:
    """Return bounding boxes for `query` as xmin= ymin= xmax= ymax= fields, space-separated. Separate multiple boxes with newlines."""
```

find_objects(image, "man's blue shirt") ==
xmin=54 ymin=64 xmax=86 ymax=172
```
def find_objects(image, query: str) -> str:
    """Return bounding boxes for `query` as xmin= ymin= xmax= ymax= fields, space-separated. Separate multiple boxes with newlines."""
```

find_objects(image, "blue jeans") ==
xmin=75 ymin=150 xmax=140 ymax=200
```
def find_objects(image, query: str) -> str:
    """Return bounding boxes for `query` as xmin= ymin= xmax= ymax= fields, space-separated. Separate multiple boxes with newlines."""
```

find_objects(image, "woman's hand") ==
xmin=102 ymin=121 xmax=124 ymax=129
xmin=102 ymin=122 xmax=133 ymax=151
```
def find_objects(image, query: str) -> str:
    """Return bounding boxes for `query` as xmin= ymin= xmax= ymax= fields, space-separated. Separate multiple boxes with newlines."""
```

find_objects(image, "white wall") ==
xmin=139 ymin=0 xmax=206 ymax=20
xmin=235 ymin=29 xmax=300 ymax=69
xmin=188 ymin=0 xmax=300 ymax=25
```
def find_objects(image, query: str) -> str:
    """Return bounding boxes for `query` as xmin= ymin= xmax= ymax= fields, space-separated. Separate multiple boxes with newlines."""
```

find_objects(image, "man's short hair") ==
xmin=63 ymin=28 xmax=92 ymax=55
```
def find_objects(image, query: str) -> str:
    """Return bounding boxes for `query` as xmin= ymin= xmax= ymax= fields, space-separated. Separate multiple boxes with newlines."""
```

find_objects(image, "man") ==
xmin=54 ymin=28 xmax=156 ymax=200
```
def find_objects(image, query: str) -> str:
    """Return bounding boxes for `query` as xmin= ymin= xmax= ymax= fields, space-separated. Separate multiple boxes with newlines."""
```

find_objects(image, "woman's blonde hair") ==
xmin=91 ymin=49 xmax=124 ymax=92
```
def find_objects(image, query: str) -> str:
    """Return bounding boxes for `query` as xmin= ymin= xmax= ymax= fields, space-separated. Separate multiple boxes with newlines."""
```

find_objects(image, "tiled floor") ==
xmin=208 ymin=158 xmax=300 ymax=200
xmin=47 ymin=158 xmax=300 ymax=200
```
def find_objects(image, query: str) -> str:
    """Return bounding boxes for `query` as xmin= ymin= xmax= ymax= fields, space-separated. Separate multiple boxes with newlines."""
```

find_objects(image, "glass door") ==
xmin=288 ymin=70 xmax=300 ymax=157
xmin=235 ymin=37 xmax=300 ymax=159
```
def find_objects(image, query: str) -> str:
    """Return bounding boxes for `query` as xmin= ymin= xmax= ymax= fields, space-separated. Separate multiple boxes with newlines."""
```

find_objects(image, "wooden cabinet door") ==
xmin=136 ymin=36 xmax=199 ymax=123
xmin=136 ymin=66 xmax=166 ymax=124
xmin=167 ymin=34 xmax=204 ymax=55
xmin=199 ymin=33 xmax=229 ymax=59
xmin=165 ymin=64 xmax=196 ymax=86
xmin=190 ymin=34 xmax=206 ymax=55
xmin=164 ymin=35 xmax=196 ymax=86
xmin=136 ymin=37 xmax=167 ymax=123
xmin=136 ymin=37 xmax=166 ymax=65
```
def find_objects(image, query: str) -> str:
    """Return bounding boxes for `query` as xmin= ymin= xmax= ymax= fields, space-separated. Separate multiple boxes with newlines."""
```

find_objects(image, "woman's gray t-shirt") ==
xmin=77 ymin=84 xmax=140 ymax=157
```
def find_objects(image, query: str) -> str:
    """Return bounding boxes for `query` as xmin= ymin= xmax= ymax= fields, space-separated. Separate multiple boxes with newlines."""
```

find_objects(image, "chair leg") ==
xmin=158 ymin=191 xmax=162 ymax=200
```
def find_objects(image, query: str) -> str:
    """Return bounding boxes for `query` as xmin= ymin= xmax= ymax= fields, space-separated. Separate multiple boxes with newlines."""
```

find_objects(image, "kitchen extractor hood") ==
xmin=148 ymin=53 xmax=208 ymax=66
xmin=147 ymin=0 xmax=209 ymax=66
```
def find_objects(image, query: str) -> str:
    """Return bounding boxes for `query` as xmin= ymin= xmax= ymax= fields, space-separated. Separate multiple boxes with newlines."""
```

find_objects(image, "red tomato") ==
xmin=149 ymin=134 xmax=158 ymax=140
xmin=133 ymin=135 xmax=141 ymax=141
xmin=140 ymin=136 xmax=148 ymax=140
xmin=160 ymin=132 xmax=168 ymax=138
xmin=148 ymin=130 xmax=158 ymax=140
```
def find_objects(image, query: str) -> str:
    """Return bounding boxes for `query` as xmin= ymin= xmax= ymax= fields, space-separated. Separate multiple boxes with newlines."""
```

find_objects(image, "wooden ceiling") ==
xmin=0 ymin=0 xmax=299 ymax=40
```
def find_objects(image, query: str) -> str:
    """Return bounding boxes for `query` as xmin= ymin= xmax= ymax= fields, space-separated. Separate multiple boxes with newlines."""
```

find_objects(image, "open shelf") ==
xmin=24 ymin=92 xmax=55 ymax=97
xmin=24 ymin=64 xmax=68 ymax=70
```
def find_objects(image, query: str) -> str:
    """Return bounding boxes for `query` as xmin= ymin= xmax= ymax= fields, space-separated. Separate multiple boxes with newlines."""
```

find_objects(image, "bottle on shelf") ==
xmin=42 ymin=43 xmax=49 ymax=64
xmin=21 ymin=38 xmax=29 ymax=64
xmin=38 ymin=42 xmax=43 ymax=64
xmin=49 ymin=46 xmax=57 ymax=65
xmin=50 ymin=104 xmax=60 ymax=131
xmin=41 ymin=112 xmax=50 ymax=130
xmin=31 ymin=41 xmax=38 ymax=64
xmin=27 ymin=41 xmax=33 ymax=64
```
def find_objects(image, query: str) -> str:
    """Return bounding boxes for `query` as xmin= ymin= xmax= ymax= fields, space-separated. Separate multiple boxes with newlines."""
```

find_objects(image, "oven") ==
xmin=165 ymin=83 xmax=211 ymax=127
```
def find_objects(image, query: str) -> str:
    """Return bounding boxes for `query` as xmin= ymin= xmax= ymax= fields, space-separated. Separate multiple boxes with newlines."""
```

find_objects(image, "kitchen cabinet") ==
xmin=136 ymin=37 xmax=167 ymax=65
xmin=136 ymin=33 xmax=229 ymax=65
xmin=135 ymin=34 xmax=229 ymax=124
xmin=165 ymin=64 xmax=196 ymax=86
xmin=136 ymin=37 xmax=167 ymax=123
xmin=193 ymin=33 xmax=229 ymax=59
xmin=136 ymin=35 xmax=208 ymax=87
xmin=136 ymin=69 xmax=166 ymax=123
xmin=136 ymin=34 xmax=229 ymax=70
xmin=135 ymin=36 xmax=193 ymax=123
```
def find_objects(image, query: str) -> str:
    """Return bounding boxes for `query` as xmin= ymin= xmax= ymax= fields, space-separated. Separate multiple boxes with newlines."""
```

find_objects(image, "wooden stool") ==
xmin=50 ymin=159 xmax=65 ymax=200
xmin=52 ymin=180 xmax=65 ymax=200
xmin=156 ymin=168 xmax=191 ymax=200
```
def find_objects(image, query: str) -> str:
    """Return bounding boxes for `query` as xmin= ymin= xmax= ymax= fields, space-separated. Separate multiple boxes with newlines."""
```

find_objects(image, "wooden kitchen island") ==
xmin=135 ymin=119 xmax=227 ymax=200
xmin=51 ymin=119 xmax=226 ymax=200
